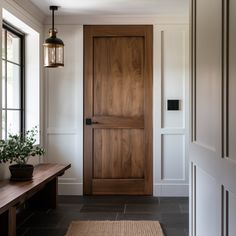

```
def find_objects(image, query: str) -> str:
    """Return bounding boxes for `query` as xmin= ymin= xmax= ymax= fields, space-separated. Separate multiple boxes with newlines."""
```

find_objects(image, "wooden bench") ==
xmin=0 ymin=163 xmax=71 ymax=236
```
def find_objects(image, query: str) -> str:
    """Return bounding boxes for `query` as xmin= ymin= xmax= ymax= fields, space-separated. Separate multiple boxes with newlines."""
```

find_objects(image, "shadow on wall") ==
xmin=0 ymin=157 xmax=42 ymax=180
xmin=0 ymin=164 xmax=10 ymax=180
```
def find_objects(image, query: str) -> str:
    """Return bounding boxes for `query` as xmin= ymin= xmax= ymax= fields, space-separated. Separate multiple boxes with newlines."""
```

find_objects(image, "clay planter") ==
xmin=9 ymin=164 xmax=34 ymax=181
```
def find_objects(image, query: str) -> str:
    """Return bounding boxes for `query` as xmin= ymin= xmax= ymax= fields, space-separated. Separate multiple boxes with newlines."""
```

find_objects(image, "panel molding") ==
xmin=154 ymin=183 xmax=189 ymax=197
xmin=45 ymin=23 xmax=189 ymax=197
xmin=191 ymin=0 xmax=197 ymax=142
xmin=192 ymin=0 xmax=222 ymax=153
xmin=190 ymin=0 xmax=236 ymax=234
xmin=190 ymin=163 xmax=196 ymax=236
xmin=193 ymin=141 xmax=216 ymax=153
xmin=222 ymin=0 xmax=229 ymax=159
xmin=153 ymin=25 xmax=189 ymax=196
xmin=226 ymin=189 xmax=236 ymax=236
xmin=47 ymin=128 xmax=79 ymax=135
xmin=161 ymin=134 xmax=186 ymax=181
xmin=161 ymin=128 xmax=186 ymax=134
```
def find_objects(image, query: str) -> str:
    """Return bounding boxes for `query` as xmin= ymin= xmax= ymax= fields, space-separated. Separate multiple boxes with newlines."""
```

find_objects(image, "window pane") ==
xmin=2 ymin=60 xmax=5 ymax=108
xmin=2 ymin=110 xmax=6 ymax=139
xmin=2 ymin=25 xmax=24 ymax=140
xmin=7 ymin=63 xmax=20 ymax=109
xmin=7 ymin=31 xmax=20 ymax=64
xmin=2 ymin=29 xmax=5 ymax=59
xmin=7 ymin=110 xmax=20 ymax=137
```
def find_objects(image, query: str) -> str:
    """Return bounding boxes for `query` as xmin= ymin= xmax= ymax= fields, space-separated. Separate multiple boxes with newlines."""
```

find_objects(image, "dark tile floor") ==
xmin=17 ymin=196 xmax=189 ymax=236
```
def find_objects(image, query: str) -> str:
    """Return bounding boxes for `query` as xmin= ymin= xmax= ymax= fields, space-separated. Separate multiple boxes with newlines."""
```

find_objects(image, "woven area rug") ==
xmin=65 ymin=220 xmax=164 ymax=236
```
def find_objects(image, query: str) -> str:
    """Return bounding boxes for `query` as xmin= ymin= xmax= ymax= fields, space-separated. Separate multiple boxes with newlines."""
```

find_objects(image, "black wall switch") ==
xmin=167 ymin=99 xmax=180 ymax=111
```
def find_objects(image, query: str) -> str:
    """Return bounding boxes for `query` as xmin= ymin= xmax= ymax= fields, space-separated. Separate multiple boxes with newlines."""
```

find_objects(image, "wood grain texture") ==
xmin=92 ymin=179 xmax=145 ymax=195
xmin=92 ymin=116 xmax=144 ymax=129
xmin=84 ymin=25 xmax=153 ymax=195
xmin=0 ymin=163 xmax=70 ymax=214
xmin=0 ymin=163 xmax=70 ymax=236
xmin=93 ymin=129 xmax=144 ymax=179
xmin=8 ymin=207 xmax=16 ymax=236
xmin=84 ymin=25 xmax=94 ymax=195
xmin=94 ymin=37 xmax=144 ymax=117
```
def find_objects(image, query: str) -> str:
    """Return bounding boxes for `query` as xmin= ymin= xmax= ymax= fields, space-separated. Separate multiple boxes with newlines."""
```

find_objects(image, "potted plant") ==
xmin=0 ymin=127 xmax=45 ymax=181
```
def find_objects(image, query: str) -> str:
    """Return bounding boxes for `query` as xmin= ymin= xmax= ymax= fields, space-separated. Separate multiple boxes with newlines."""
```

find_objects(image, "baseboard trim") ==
xmin=58 ymin=183 xmax=189 ymax=196
xmin=58 ymin=183 xmax=83 ymax=195
xmin=154 ymin=184 xmax=189 ymax=197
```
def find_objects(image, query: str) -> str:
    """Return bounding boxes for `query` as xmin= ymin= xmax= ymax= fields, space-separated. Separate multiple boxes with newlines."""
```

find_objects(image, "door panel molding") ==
xmin=190 ymin=0 xmax=236 ymax=234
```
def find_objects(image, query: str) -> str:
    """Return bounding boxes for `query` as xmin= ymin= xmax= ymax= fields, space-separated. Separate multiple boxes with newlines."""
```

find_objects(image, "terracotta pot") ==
xmin=9 ymin=164 xmax=34 ymax=181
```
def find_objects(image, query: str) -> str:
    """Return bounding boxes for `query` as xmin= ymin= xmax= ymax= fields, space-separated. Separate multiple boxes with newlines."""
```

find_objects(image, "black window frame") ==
xmin=2 ymin=21 xmax=25 ymax=139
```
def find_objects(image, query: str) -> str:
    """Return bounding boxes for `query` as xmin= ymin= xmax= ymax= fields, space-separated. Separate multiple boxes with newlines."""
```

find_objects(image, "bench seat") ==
xmin=0 ymin=163 xmax=71 ymax=236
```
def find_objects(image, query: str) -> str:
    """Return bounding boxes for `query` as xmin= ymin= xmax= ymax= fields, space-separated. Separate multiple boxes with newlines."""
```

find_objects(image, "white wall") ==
xmin=0 ymin=0 xmax=44 ymax=179
xmin=44 ymin=25 xmax=84 ymax=195
xmin=44 ymin=16 xmax=189 ymax=196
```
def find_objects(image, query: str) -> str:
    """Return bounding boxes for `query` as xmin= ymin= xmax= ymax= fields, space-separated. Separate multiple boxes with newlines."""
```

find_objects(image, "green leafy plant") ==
xmin=0 ymin=127 xmax=45 ymax=165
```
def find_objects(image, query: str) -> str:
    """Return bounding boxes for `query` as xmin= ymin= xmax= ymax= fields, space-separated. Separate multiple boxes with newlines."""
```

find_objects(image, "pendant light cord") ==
xmin=52 ymin=8 xmax=54 ymax=31
xmin=50 ymin=6 xmax=58 ymax=32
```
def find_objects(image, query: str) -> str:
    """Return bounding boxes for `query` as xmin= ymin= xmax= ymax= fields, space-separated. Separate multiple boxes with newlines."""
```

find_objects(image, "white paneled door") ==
xmin=190 ymin=0 xmax=236 ymax=235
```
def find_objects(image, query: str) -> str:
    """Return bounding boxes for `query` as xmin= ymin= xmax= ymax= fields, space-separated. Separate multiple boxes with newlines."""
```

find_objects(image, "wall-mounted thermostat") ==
xmin=167 ymin=99 xmax=180 ymax=111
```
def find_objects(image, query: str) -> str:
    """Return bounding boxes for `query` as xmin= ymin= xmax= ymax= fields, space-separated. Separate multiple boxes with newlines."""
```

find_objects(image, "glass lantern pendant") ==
xmin=43 ymin=6 xmax=64 ymax=68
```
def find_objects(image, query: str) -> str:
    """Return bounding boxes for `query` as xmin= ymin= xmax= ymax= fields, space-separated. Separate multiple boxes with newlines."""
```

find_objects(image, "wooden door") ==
xmin=190 ymin=0 xmax=236 ymax=235
xmin=84 ymin=25 xmax=153 ymax=195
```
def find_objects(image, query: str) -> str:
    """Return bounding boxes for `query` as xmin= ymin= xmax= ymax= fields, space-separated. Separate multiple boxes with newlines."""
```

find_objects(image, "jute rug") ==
xmin=65 ymin=220 xmax=164 ymax=236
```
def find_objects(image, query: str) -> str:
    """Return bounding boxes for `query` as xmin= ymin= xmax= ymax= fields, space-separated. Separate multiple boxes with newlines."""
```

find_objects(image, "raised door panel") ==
xmin=94 ymin=37 xmax=144 ymax=117
xmin=190 ymin=0 xmax=224 ymax=235
xmin=228 ymin=0 xmax=236 ymax=161
xmin=194 ymin=0 xmax=222 ymax=151
xmin=229 ymin=191 xmax=236 ymax=235
xmin=93 ymin=129 xmax=144 ymax=179
xmin=195 ymin=167 xmax=221 ymax=236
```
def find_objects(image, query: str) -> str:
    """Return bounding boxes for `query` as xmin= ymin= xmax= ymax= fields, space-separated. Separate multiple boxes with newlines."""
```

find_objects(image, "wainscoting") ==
xmin=44 ymin=20 xmax=189 ymax=197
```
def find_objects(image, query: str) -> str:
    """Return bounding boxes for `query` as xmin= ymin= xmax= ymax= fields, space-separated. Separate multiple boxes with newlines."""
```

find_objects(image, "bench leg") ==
xmin=8 ymin=207 xmax=16 ymax=236
xmin=0 ymin=207 xmax=16 ymax=236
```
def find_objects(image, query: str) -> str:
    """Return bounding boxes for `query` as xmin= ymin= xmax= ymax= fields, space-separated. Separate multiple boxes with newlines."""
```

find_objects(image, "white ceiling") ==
xmin=30 ymin=0 xmax=189 ymax=16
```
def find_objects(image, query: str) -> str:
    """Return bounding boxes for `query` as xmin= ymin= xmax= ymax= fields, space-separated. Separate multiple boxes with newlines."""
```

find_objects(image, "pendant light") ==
xmin=43 ymin=6 xmax=64 ymax=68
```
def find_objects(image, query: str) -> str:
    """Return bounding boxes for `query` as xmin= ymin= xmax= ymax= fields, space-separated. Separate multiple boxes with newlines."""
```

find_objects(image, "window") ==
xmin=2 ymin=22 xmax=24 ymax=139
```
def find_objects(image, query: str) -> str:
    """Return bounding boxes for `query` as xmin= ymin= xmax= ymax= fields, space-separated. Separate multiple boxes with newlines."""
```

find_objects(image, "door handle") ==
xmin=85 ymin=118 xmax=99 ymax=125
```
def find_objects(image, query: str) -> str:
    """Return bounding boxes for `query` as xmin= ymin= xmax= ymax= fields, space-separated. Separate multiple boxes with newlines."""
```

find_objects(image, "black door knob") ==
xmin=86 ymin=118 xmax=92 ymax=125
xmin=85 ymin=118 xmax=99 ymax=125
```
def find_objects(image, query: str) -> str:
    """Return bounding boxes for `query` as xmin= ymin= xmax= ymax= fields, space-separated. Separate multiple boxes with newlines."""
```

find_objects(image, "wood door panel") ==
xmin=94 ymin=37 xmax=144 ymax=117
xmin=84 ymin=25 xmax=153 ymax=195
xmin=92 ymin=116 xmax=144 ymax=129
xmin=93 ymin=129 xmax=144 ymax=179
xmin=92 ymin=179 xmax=145 ymax=195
